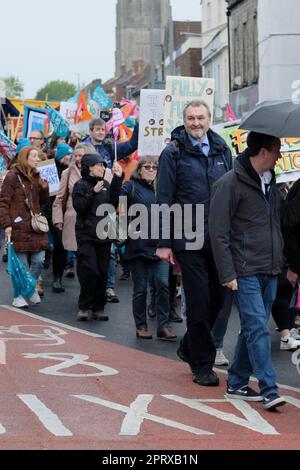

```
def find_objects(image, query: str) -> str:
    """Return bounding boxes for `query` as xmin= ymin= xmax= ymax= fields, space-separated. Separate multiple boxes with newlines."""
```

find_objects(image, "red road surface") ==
xmin=0 ymin=305 xmax=299 ymax=450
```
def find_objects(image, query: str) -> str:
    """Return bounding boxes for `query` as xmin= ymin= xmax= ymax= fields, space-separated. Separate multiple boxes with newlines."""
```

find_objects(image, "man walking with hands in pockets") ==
xmin=209 ymin=131 xmax=286 ymax=411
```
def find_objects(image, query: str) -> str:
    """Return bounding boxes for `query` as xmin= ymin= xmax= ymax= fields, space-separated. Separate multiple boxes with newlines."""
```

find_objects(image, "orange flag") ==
xmin=75 ymin=91 xmax=92 ymax=123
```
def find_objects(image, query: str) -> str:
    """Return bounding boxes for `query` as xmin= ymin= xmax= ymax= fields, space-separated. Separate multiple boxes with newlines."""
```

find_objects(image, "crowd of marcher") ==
xmin=0 ymin=100 xmax=300 ymax=412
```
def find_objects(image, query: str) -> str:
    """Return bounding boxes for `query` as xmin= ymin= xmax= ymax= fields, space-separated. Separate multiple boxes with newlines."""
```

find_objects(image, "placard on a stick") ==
xmin=163 ymin=76 xmax=215 ymax=144
xmin=37 ymin=159 xmax=60 ymax=196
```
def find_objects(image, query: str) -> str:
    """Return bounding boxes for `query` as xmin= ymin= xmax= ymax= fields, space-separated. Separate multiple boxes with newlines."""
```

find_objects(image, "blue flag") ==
xmin=92 ymin=84 xmax=113 ymax=110
xmin=45 ymin=103 xmax=70 ymax=138
xmin=7 ymin=243 xmax=36 ymax=298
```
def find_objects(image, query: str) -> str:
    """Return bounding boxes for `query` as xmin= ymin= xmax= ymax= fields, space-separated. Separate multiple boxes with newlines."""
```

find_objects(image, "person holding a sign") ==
xmin=0 ymin=146 xmax=49 ymax=308
xmin=72 ymin=153 xmax=123 ymax=321
xmin=156 ymin=100 xmax=232 ymax=387
xmin=83 ymin=118 xmax=139 ymax=169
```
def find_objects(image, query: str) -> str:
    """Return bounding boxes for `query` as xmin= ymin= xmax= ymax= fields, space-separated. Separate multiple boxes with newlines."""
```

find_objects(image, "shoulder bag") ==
xmin=17 ymin=174 xmax=49 ymax=234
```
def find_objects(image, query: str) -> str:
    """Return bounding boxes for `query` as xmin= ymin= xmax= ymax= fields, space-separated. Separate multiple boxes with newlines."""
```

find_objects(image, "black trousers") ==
xmin=272 ymin=270 xmax=295 ymax=331
xmin=176 ymin=244 xmax=225 ymax=371
xmin=51 ymin=226 xmax=67 ymax=279
xmin=76 ymin=241 xmax=111 ymax=311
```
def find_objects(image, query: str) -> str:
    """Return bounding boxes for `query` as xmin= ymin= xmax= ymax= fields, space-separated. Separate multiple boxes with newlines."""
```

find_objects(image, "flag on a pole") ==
xmin=45 ymin=103 xmax=70 ymax=137
xmin=92 ymin=84 xmax=113 ymax=110
xmin=0 ymin=131 xmax=16 ymax=168
xmin=112 ymin=107 xmax=125 ymax=142
xmin=74 ymin=91 xmax=92 ymax=124
xmin=226 ymin=103 xmax=237 ymax=122
xmin=120 ymin=98 xmax=137 ymax=120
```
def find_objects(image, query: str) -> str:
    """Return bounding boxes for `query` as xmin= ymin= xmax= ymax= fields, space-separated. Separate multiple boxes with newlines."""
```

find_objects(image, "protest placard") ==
xmin=37 ymin=159 xmax=60 ymax=196
xmin=214 ymin=122 xmax=300 ymax=183
xmin=23 ymin=106 xmax=47 ymax=138
xmin=163 ymin=76 xmax=215 ymax=143
xmin=138 ymin=89 xmax=165 ymax=156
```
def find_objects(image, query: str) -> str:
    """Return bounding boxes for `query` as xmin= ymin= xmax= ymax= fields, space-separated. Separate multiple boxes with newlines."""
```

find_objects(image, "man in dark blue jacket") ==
xmin=156 ymin=100 xmax=232 ymax=386
xmin=83 ymin=118 xmax=139 ymax=169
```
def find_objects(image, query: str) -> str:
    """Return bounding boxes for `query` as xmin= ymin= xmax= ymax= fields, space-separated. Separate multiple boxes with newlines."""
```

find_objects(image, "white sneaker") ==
xmin=12 ymin=296 xmax=29 ymax=308
xmin=29 ymin=290 xmax=41 ymax=304
xmin=280 ymin=335 xmax=300 ymax=350
xmin=77 ymin=310 xmax=89 ymax=321
xmin=214 ymin=348 xmax=229 ymax=366
xmin=290 ymin=328 xmax=300 ymax=340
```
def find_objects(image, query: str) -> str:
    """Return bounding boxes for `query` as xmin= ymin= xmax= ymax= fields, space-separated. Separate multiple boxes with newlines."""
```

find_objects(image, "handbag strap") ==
xmin=62 ymin=168 xmax=71 ymax=205
xmin=17 ymin=174 xmax=34 ymax=216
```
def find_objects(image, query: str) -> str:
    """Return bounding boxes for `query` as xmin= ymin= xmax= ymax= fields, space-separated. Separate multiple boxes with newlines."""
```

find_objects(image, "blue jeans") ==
xmin=228 ymin=275 xmax=278 ymax=398
xmin=130 ymin=258 xmax=170 ymax=328
xmin=16 ymin=251 xmax=45 ymax=282
xmin=212 ymin=290 xmax=233 ymax=348
xmin=106 ymin=250 xmax=116 ymax=289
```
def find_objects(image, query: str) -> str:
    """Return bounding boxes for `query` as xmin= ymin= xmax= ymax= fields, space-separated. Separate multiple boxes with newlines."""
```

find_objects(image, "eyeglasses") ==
xmin=142 ymin=164 xmax=158 ymax=171
xmin=30 ymin=137 xmax=43 ymax=141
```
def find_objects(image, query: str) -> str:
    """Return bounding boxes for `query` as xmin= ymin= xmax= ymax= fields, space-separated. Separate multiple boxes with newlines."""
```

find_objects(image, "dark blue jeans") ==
xmin=130 ymin=258 xmax=170 ymax=329
xmin=228 ymin=275 xmax=278 ymax=398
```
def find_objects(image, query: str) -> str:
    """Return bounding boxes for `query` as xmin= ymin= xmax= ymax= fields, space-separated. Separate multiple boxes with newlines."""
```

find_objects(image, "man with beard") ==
xmin=156 ymin=100 xmax=232 ymax=387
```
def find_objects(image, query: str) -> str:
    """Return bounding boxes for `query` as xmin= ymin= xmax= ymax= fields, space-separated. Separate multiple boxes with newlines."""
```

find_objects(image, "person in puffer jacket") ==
xmin=72 ymin=153 xmax=123 ymax=321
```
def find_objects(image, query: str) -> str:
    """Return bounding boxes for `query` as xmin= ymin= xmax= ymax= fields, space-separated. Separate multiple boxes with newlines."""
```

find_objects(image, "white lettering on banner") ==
xmin=37 ymin=160 xmax=60 ymax=195
xmin=0 ymin=340 xmax=6 ymax=364
xmin=0 ymin=324 xmax=67 ymax=346
xmin=73 ymin=394 xmax=212 ymax=436
xmin=22 ymin=352 xmax=119 ymax=377
xmin=18 ymin=395 xmax=72 ymax=437
xmin=163 ymin=395 xmax=278 ymax=435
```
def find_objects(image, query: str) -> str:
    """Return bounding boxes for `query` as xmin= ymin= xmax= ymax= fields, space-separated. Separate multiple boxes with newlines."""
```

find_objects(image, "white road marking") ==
xmin=0 ymin=340 xmax=6 ymax=364
xmin=164 ymin=395 xmax=279 ymax=435
xmin=1 ymin=305 xmax=105 ymax=338
xmin=23 ymin=352 xmax=119 ymax=377
xmin=73 ymin=394 xmax=213 ymax=436
xmin=120 ymin=395 xmax=154 ymax=435
xmin=18 ymin=394 xmax=72 ymax=437
xmin=283 ymin=396 xmax=300 ymax=408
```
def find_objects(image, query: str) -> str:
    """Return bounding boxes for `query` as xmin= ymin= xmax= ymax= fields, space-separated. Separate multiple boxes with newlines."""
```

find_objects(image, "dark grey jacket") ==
xmin=209 ymin=153 xmax=283 ymax=284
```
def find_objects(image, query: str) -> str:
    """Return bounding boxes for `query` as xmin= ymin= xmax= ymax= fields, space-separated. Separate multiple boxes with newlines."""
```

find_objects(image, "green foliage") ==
xmin=35 ymin=80 xmax=77 ymax=101
xmin=1 ymin=76 xmax=24 ymax=98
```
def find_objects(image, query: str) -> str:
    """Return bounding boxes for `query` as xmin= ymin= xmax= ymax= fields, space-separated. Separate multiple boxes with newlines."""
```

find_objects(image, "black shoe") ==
xmin=106 ymin=288 xmax=119 ymax=303
xmin=65 ymin=267 xmax=75 ymax=278
xmin=263 ymin=394 xmax=286 ymax=410
xmin=193 ymin=369 xmax=219 ymax=387
xmin=52 ymin=279 xmax=65 ymax=293
xmin=2 ymin=253 xmax=7 ymax=263
xmin=91 ymin=310 xmax=109 ymax=321
xmin=226 ymin=385 xmax=263 ymax=402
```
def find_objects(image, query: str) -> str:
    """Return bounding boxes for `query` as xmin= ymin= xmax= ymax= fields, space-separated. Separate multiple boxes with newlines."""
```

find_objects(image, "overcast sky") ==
xmin=1 ymin=0 xmax=202 ymax=99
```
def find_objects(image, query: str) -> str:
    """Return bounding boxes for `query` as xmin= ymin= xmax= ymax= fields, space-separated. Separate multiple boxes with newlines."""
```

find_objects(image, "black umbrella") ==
xmin=239 ymin=100 xmax=300 ymax=138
